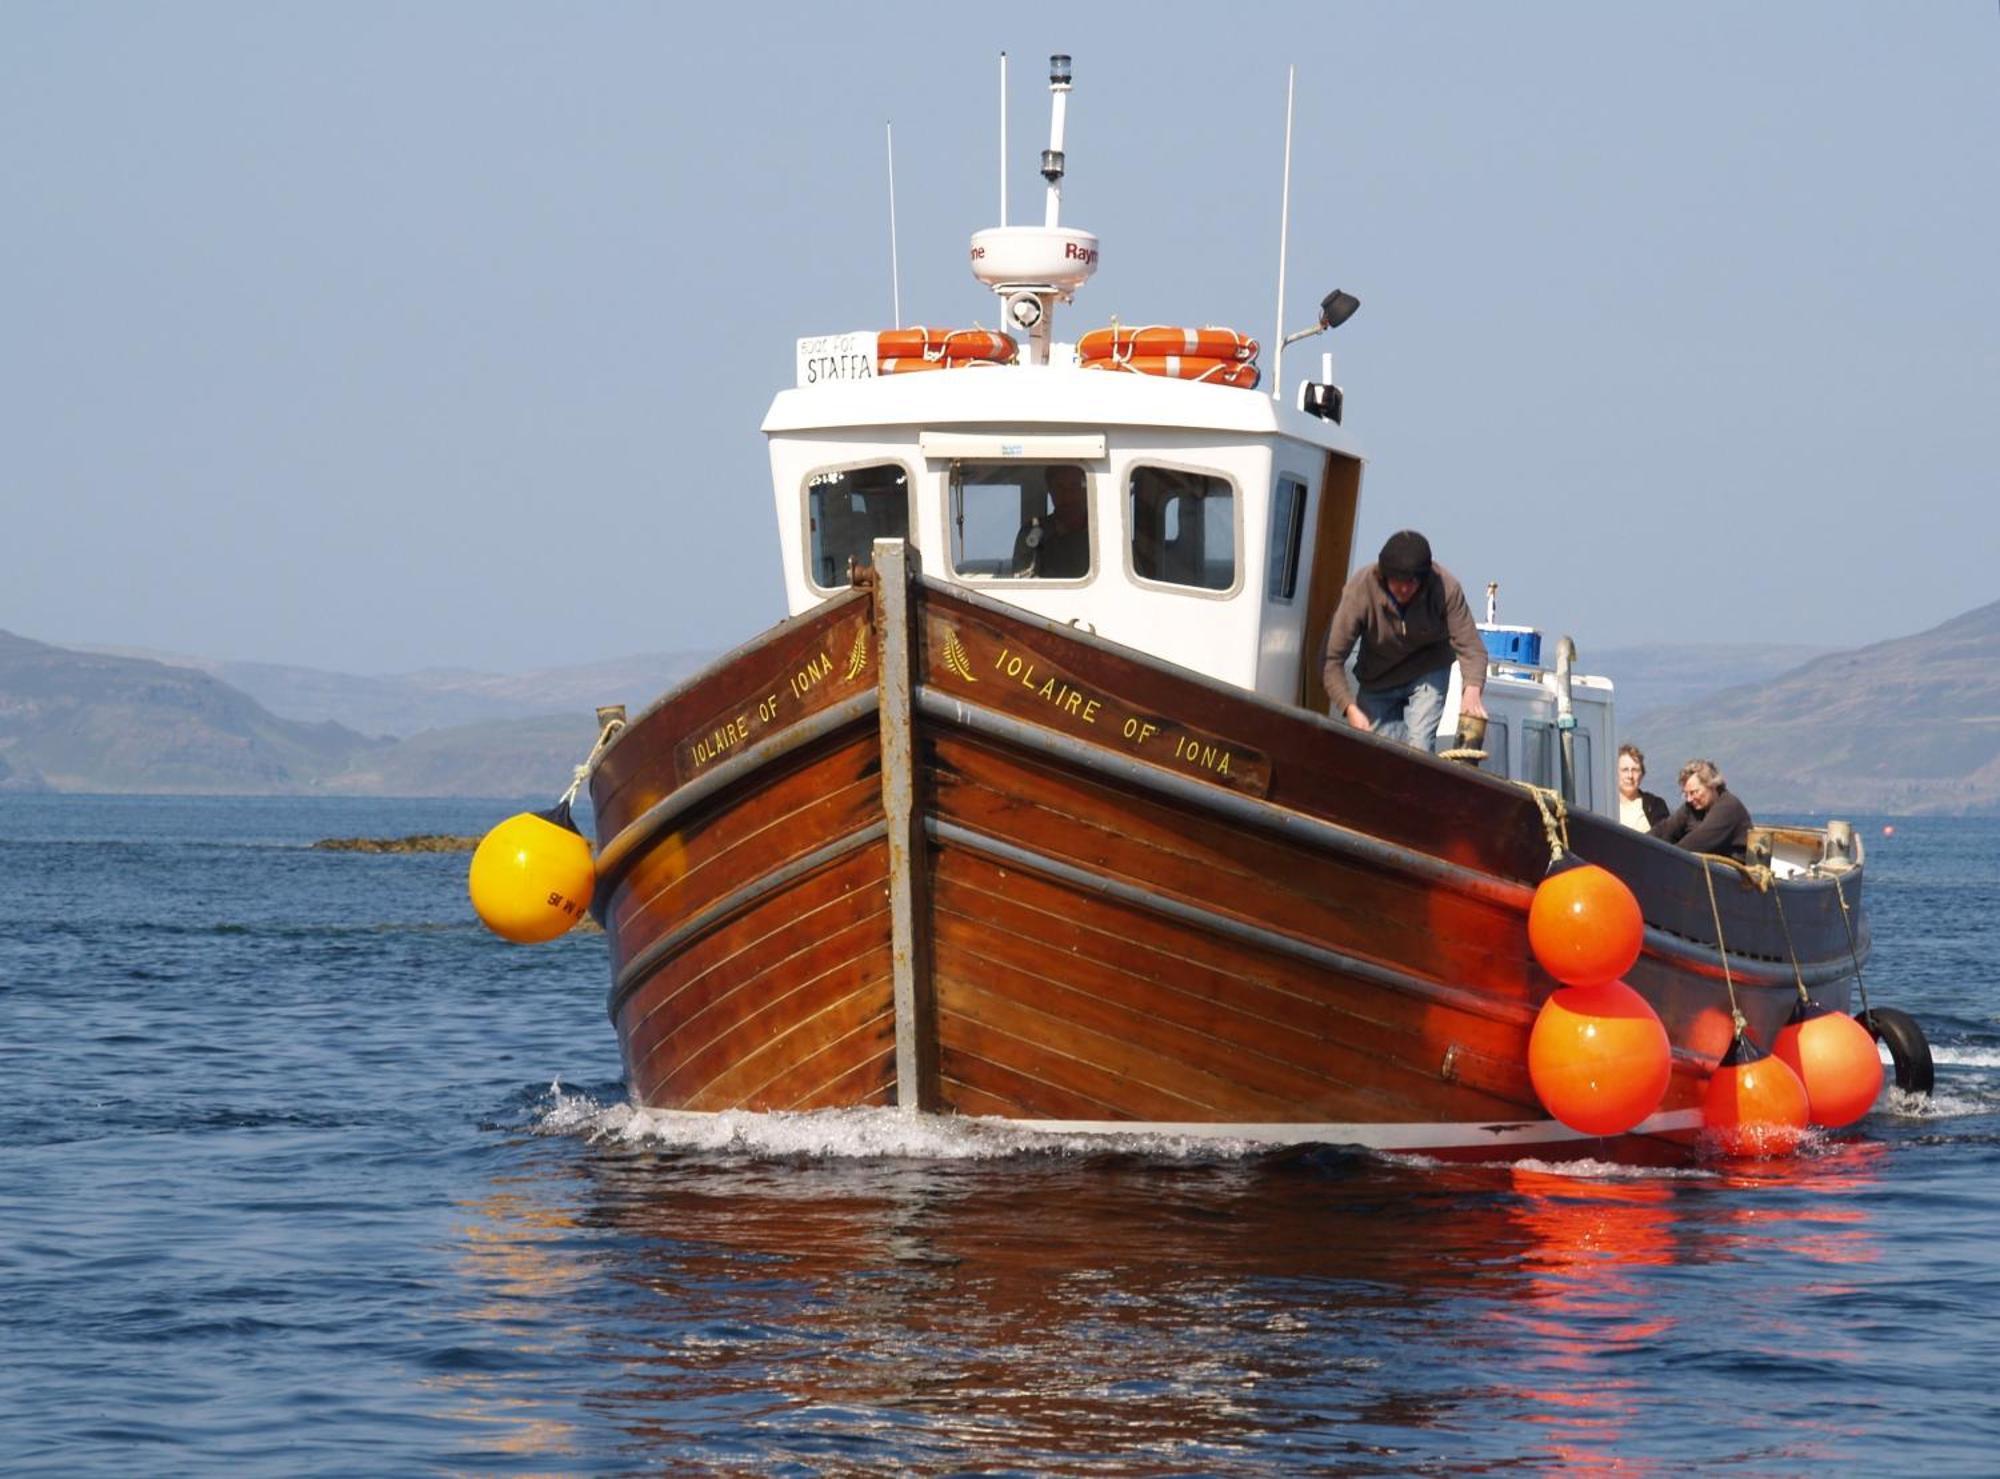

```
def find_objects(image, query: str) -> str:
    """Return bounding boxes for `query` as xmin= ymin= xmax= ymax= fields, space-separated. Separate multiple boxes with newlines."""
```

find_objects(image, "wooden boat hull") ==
xmin=589 ymin=546 xmax=1869 ymax=1161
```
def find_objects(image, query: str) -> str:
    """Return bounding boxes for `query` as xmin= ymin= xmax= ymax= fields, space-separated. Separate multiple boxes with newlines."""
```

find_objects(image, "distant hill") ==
xmin=75 ymin=645 xmax=709 ymax=737
xmin=1588 ymin=642 xmax=1837 ymax=723
xmin=0 ymin=630 xmax=384 ymax=793
xmin=13 ymin=599 xmax=2000 ymax=810
xmin=1624 ymin=598 xmax=2000 ymax=815
xmin=316 ymin=713 xmax=603 ymax=798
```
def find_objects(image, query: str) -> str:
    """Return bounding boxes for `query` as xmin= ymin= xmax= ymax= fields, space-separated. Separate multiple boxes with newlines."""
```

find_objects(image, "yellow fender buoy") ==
xmin=468 ymin=800 xmax=595 ymax=943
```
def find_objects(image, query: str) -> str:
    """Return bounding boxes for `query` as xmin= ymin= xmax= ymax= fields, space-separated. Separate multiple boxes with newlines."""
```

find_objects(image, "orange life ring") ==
xmin=1077 ymin=325 xmax=1259 ymax=363
xmin=1079 ymin=354 xmax=1261 ymax=389
xmin=876 ymin=327 xmax=1018 ymax=364
xmin=878 ymin=356 xmax=1012 ymax=375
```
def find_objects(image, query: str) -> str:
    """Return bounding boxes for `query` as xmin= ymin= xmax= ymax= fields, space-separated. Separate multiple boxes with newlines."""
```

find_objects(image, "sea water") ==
xmin=3 ymin=795 xmax=1997 ymax=1474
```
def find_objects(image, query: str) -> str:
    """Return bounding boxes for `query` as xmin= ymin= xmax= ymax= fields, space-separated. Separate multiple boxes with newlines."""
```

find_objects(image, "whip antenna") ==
xmin=999 ymin=51 xmax=1008 ymax=226
xmin=1271 ymin=65 xmax=1295 ymax=402
xmin=886 ymin=121 xmax=902 ymax=328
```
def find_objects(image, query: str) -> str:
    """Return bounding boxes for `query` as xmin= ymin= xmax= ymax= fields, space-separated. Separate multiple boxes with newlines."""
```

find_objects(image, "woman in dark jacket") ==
xmin=1617 ymin=744 xmax=1670 ymax=831
xmin=1650 ymin=757 xmax=1752 ymax=860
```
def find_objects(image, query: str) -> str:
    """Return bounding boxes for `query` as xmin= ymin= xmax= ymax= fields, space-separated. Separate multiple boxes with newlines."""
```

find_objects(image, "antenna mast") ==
xmin=999 ymin=52 xmax=1008 ymax=226
xmin=1271 ymin=66 xmax=1295 ymax=402
xmin=967 ymin=54 xmax=1096 ymax=365
xmin=1043 ymin=53 xmax=1071 ymax=227
xmin=886 ymin=122 xmax=902 ymax=328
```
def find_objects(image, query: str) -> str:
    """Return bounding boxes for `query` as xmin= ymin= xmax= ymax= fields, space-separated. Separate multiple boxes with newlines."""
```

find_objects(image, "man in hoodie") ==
xmin=1320 ymin=529 xmax=1489 ymax=751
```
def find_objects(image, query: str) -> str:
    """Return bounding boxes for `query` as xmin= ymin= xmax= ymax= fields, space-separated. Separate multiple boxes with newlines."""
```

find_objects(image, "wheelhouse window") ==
xmin=1130 ymin=466 xmax=1235 ymax=591
xmin=807 ymin=463 xmax=908 ymax=589
xmin=1523 ymin=720 xmax=1554 ymax=787
xmin=949 ymin=462 xmax=1091 ymax=579
xmin=1267 ymin=474 xmax=1308 ymax=601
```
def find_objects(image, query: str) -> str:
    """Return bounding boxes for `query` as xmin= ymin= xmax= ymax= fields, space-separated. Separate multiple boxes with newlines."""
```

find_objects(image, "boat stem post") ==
xmin=871 ymin=538 xmax=939 ymax=1110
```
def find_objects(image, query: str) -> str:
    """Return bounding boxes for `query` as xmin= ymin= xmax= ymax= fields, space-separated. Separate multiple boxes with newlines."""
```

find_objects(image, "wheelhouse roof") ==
xmin=762 ymin=361 xmax=1363 ymax=456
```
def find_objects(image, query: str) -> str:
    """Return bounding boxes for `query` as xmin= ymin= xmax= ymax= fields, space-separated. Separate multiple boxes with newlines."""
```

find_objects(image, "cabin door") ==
xmin=1297 ymin=451 xmax=1363 ymax=712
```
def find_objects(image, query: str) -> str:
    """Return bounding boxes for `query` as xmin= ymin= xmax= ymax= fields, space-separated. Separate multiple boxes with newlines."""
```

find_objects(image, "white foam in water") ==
xmin=1930 ymin=1046 xmax=2000 ymax=1070
xmin=531 ymin=1083 xmax=1268 ymax=1160
xmin=1505 ymin=1156 xmax=1716 ymax=1181
xmin=1883 ymin=1085 xmax=1986 ymax=1119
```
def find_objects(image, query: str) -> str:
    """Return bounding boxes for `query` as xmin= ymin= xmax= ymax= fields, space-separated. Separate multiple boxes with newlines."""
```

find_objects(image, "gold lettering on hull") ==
xmin=927 ymin=620 xmax=1268 ymax=795
xmin=941 ymin=627 xmax=978 ymax=683
xmin=789 ymin=650 xmax=834 ymax=701
xmin=673 ymin=615 xmax=871 ymax=779
xmin=843 ymin=624 xmax=871 ymax=681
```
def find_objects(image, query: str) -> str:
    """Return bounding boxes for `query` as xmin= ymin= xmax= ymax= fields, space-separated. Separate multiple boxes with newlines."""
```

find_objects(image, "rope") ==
xmin=1769 ymin=881 xmax=1811 ymax=1005
xmin=1700 ymin=856 xmax=1748 ymax=1038
xmin=559 ymin=712 xmax=628 ymax=810
xmin=1830 ymin=872 xmax=1875 ymax=1018
xmin=1525 ymin=784 xmax=1569 ymax=866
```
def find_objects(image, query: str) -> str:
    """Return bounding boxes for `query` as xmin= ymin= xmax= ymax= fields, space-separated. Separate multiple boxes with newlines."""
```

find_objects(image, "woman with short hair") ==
xmin=1616 ymin=744 xmax=1669 ymax=831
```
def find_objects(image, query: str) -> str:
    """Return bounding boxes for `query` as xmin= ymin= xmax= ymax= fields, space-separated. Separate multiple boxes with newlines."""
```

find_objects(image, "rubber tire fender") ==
xmin=1857 ymin=1006 xmax=1934 ymax=1096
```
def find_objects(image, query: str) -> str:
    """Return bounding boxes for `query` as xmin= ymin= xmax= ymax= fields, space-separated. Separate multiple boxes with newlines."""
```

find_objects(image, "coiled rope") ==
xmin=1525 ymin=785 xmax=1569 ymax=866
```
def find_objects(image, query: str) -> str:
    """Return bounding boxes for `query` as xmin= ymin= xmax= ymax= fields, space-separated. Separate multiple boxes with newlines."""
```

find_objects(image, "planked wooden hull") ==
xmin=589 ymin=546 xmax=1870 ymax=1161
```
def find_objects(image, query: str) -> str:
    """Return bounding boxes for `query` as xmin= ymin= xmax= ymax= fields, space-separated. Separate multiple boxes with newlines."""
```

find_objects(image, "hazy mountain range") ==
xmin=0 ymin=631 xmax=701 ymax=799
xmin=4 ymin=599 xmax=1997 ymax=812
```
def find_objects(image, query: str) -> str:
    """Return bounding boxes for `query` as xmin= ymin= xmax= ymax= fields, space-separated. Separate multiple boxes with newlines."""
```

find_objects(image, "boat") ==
xmin=575 ymin=56 xmax=1923 ymax=1161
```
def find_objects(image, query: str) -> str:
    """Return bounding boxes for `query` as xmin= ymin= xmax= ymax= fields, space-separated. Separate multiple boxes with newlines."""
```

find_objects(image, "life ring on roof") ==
xmin=1077 ymin=325 xmax=1259 ymax=363
xmin=876 ymin=327 xmax=1018 ymax=370
xmin=879 ymin=356 xmax=1014 ymax=375
xmin=1079 ymin=354 xmax=1261 ymax=389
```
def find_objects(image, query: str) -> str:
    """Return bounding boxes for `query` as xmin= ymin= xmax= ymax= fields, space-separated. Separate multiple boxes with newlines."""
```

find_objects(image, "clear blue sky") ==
xmin=4 ymin=3 xmax=1994 ymax=675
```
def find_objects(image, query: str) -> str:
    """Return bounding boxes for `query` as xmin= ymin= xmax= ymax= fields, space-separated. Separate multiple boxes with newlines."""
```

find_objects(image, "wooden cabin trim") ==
xmin=872 ymin=540 xmax=939 ymax=1108
xmin=608 ymin=820 xmax=888 ymax=1019
xmin=594 ymin=688 xmax=880 ymax=889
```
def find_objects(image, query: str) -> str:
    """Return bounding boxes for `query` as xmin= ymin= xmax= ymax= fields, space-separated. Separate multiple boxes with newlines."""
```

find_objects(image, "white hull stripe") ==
xmin=622 ymin=1106 xmax=1707 ymax=1151
xmin=989 ymin=1108 xmax=1706 ymax=1149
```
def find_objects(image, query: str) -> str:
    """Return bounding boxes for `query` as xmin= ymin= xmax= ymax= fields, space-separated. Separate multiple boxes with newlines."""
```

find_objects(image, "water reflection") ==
xmin=438 ymin=1125 xmax=1888 ymax=1471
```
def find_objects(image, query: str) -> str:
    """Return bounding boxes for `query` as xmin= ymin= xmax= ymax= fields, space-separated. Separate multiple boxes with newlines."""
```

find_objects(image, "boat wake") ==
xmin=529 ymin=1083 xmax=1275 ymax=1161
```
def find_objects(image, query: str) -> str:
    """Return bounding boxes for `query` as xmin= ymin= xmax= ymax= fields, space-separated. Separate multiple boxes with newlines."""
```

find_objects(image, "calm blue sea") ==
xmin=3 ymin=795 xmax=1997 ymax=1475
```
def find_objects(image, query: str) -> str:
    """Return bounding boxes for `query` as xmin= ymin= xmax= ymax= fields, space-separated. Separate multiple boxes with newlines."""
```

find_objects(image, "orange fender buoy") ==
xmin=1773 ymin=1001 xmax=1883 ymax=1128
xmin=1078 ymin=355 xmax=1261 ymax=388
xmin=1527 ymin=980 xmax=1673 ymax=1136
xmin=1527 ymin=863 xmax=1645 ymax=988
xmin=1077 ymin=325 xmax=1260 ymax=362
xmin=1702 ymin=1034 xmax=1810 ymax=1157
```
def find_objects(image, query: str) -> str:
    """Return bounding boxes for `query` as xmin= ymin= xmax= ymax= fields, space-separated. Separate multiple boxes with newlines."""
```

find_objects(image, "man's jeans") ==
xmin=1356 ymin=666 xmax=1451 ymax=751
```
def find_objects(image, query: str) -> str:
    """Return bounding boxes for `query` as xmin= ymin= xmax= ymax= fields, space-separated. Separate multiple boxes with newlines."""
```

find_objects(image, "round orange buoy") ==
xmin=467 ymin=802 xmax=595 ymax=944
xmin=1772 ymin=1001 xmax=1884 ymax=1128
xmin=1527 ymin=863 xmax=1645 ymax=988
xmin=1702 ymin=1034 xmax=1810 ymax=1157
xmin=1527 ymin=980 xmax=1673 ymax=1136
xmin=1882 ymin=825 xmax=1895 ymax=837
